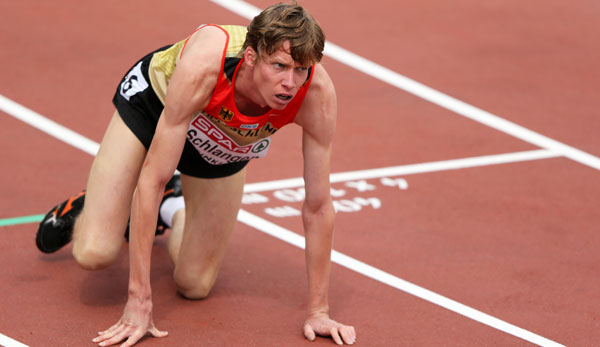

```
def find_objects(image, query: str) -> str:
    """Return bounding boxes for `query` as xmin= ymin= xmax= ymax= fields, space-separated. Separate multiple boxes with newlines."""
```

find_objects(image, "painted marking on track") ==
xmin=244 ymin=149 xmax=561 ymax=193
xmin=0 ymin=94 xmax=99 ymax=156
xmin=0 ymin=214 xmax=44 ymax=227
xmin=0 ymin=333 xmax=29 ymax=347
xmin=208 ymin=0 xmax=600 ymax=172
xmin=0 ymin=147 xmax=559 ymax=226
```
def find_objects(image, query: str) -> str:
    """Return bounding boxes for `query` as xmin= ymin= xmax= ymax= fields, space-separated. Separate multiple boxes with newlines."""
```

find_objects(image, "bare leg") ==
xmin=72 ymin=111 xmax=146 ymax=270
xmin=168 ymin=169 xmax=246 ymax=299
xmin=167 ymin=209 xmax=186 ymax=265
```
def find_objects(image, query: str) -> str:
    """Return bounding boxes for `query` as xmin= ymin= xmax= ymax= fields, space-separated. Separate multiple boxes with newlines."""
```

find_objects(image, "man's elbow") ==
xmin=302 ymin=196 xmax=335 ymax=225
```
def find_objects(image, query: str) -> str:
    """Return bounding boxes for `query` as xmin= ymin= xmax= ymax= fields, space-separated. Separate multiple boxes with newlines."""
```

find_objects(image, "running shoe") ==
xmin=124 ymin=174 xmax=182 ymax=241
xmin=36 ymin=190 xmax=86 ymax=253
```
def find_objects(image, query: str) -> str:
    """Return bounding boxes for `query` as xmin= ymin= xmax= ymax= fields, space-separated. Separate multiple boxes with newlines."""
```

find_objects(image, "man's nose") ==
xmin=281 ymin=69 xmax=295 ymax=89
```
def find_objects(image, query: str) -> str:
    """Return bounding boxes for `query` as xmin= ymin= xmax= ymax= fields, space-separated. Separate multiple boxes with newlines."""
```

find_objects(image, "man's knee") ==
xmin=173 ymin=270 xmax=216 ymax=300
xmin=72 ymin=241 xmax=120 ymax=270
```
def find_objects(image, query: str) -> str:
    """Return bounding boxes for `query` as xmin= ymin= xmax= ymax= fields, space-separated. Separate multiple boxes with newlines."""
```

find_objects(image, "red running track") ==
xmin=1 ymin=0 xmax=600 ymax=346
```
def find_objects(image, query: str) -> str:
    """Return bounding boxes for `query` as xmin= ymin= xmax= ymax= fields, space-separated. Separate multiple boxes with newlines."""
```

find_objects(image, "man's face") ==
xmin=251 ymin=41 xmax=310 ymax=110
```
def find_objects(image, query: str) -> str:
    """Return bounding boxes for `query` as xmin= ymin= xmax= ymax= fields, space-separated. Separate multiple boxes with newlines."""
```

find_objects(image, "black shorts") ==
xmin=112 ymin=46 xmax=248 ymax=179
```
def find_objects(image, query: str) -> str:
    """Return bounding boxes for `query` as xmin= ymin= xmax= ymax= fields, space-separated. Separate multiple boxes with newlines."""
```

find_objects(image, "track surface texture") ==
xmin=1 ymin=1 xmax=599 ymax=346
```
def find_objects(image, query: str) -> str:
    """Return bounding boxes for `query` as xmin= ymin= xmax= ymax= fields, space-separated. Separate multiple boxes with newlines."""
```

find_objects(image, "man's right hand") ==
xmin=92 ymin=297 xmax=167 ymax=347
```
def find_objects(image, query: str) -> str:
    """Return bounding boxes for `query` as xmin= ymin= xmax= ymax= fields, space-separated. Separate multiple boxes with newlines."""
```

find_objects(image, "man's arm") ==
xmin=93 ymin=26 xmax=226 ymax=347
xmin=128 ymin=25 xmax=225 ymax=308
xmin=295 ymin=64 xmax=356 ymax=346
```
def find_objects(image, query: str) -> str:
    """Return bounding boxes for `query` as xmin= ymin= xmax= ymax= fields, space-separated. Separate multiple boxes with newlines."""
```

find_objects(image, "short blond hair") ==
xmin=243 ymin=2 xmax=325 ymax=65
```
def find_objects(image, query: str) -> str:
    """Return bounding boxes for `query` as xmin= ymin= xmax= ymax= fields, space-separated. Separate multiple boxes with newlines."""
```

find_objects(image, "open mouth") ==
xmin=276 ymin=94 xmax=292 ymax=101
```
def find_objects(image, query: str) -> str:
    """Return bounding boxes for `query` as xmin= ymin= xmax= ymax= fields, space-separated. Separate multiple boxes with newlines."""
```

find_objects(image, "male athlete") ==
xmin=36 ymin=3 xmax=356 ymax=346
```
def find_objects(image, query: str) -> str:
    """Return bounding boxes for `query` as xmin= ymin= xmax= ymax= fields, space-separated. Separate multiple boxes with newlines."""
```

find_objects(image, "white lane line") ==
xmin=323 ymin=42 xmax=600 ymax=171
xmin=0 ymin=333 xmax=29 ymax=347
xmin=237 ymin=210 xmax=565 ymax=347
xmin=244 ymin=149 xmax=561 ymax=193
xmin=209 ymin=0 xmax=600 ymax=171
xmin=0 ymin=94 xmax=99 ymax=156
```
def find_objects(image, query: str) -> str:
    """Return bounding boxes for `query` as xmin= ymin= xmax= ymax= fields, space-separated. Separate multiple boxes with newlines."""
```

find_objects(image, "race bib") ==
xmin=119 ymin=61 xmax=149 ymax=101
xmin=187 ymin=113 xmax=271 ymax=165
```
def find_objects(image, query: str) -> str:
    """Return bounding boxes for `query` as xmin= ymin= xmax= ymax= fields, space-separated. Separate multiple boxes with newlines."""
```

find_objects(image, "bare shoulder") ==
xmin=177 ymin=25 xmax=228 ymax=75
xmin=165 ymin=26 xmax=228 ymax=118
xmin=303 ymin=64 xmax=336 ymax=113
xmin=295 ymin=64 xmax=338 ymax=144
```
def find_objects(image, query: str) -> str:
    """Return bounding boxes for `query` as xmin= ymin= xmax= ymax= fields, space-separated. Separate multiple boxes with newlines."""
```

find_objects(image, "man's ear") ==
xmin=243 ymin=46 xmax=258 ymax=67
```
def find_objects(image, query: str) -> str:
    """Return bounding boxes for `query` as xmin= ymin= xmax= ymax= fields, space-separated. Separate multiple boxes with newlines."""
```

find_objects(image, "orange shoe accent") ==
xmin=59 ymin=191 xmax=85 ymax=218
xmin=163 ymin=188 xmax=174 ymax=197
